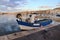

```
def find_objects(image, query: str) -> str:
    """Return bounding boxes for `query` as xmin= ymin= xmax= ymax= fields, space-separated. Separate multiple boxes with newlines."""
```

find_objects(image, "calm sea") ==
xmin=0 ymin=15 xmax=20 ymax=36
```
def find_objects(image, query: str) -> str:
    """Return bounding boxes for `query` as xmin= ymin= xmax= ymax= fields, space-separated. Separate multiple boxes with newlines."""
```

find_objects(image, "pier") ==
xmin=0 ymin=22 xmax=60 ymax=40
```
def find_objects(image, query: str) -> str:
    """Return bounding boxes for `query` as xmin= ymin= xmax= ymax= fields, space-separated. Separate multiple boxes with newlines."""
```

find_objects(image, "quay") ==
xmin=0 ymin=22 xmax=60 ymax=40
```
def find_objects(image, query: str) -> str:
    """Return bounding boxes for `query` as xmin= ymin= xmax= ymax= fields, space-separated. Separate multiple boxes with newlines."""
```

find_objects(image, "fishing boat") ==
xmin=16 ymin=19 xmax=52 ymax=30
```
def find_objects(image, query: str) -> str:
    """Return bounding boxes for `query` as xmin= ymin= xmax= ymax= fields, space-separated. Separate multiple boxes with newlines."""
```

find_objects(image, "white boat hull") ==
xmin=19 ymin=25 xmax=40 ymax=30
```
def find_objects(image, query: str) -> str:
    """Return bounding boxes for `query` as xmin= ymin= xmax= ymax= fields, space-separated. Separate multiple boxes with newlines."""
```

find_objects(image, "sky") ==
xmin=0 ymin=0 xmax=60 ymax=12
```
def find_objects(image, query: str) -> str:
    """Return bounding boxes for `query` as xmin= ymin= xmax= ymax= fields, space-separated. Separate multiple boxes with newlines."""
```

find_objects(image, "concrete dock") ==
xmin=0 ymin=22 xmax=60 ymax=40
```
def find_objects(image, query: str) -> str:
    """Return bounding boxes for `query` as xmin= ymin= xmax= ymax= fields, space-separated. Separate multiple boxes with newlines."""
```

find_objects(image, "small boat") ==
xmin=16 ymin=19 xmax=52 ymax=30
xmin=56 ymin=14 xmax=60 ymax=17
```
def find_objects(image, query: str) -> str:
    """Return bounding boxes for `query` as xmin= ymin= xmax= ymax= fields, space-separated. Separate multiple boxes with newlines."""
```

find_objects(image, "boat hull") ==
xmin=19 ymin=25 xmax=40 ymax=30
xmin=16 ymin=19 xmax=52 ymax=30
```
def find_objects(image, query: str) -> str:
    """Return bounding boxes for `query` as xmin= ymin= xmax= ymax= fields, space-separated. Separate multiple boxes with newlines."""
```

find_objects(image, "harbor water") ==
xmin=0 ymin=15 xmax=21 ymax=36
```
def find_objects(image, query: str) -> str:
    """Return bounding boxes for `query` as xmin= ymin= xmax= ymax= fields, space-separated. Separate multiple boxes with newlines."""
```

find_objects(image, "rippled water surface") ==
xmin=0 ymin=15 xmax=21 ymax=36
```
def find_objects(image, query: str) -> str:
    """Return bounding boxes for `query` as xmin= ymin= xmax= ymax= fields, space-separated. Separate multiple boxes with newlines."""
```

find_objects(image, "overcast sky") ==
xmin=0 ymin=0 xmax=60 ymax=12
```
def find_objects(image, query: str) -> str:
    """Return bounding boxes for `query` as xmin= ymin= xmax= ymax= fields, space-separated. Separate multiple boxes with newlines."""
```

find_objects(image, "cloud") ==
xmin=38 ymin=6 xmax=53 ymax=10
xmin=3 ymin=0 xmax=10 ymax=2
xmin=15 ymin=1 xmax=21 ymax=4
xmin=7 ymin=7 xmax=12 ymax=10
xmin=0 ymin=5 xmax=6 ymax=8
xmin=39 ymin=6 xmax=52 ymax=8
xmin=56 ymin=3 xmax=60 ymax=6
xmin=0 ymin=0 xmax=28 ymax=12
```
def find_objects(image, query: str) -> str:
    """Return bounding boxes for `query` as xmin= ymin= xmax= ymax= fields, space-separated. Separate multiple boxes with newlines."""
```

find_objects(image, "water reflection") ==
xmin=0 ymin=15 xmax=16 ymax=23
xmin=0 ymin=15 xmax=21 ymax=36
